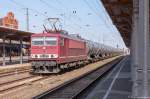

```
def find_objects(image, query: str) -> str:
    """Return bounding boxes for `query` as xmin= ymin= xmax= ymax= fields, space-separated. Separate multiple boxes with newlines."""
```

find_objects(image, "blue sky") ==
xmin=0 ymin=0 xmax=126 ymax=48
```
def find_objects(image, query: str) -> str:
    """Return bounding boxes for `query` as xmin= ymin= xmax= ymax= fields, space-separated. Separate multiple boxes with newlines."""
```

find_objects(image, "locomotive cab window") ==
xmin=32 ymin=37 xmax=44 ymax=45
xmin=45 ymin=37 xmax=57 ymax=46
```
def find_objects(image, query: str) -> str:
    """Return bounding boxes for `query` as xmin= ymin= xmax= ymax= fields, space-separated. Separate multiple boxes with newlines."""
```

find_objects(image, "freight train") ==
xmin=30 ymin=30 xmax=122 ymax=73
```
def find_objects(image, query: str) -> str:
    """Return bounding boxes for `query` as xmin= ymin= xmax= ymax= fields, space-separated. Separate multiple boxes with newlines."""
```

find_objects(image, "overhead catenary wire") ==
xmin=95 ymin=0 xmax=125 ymax=39
xmin=9 ymin=0 xmax=51 ymax=31
xmin=95 ymin=0 xmax=120 ymax=35
xmin=39 ymin=0 xmax=62 ymax=12
xmin=39 ymin=0 xmax=95 ymax=36
xmin=37 ymin=0 xmax=79 ymax=30
xmin=83 ymin=0 xmax=110 ymax=44
xmin=9 ymin=0 xmax=113 ymax=33
xmin=10 ymin=0 xmax=112 ymax=34
xmin=83 ymin=0 xmax=123 ymax=47
xmin=39 ymin=0 xmax=86 ymax=32
xmin=9 ymin=0 xmax=48 ymax=18
xmin=83 ymin=0 xmax=113 ymax=31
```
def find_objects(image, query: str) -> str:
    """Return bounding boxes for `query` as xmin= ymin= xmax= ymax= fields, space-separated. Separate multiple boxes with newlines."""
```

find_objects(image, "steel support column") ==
xmin=9 ymin=39 xmax=12 ymax=63
xmin=2 ymin=36 xmax=6 ymax=66
xmin=20 ymin=38 xmax=23 ymax=64
xmin=132 ymin=0 xmax=139 ymax=97
xmin=132 ymin=0 xmax=150 ymax=98
xmin=28 ymin=46 xmax=30 ymax=62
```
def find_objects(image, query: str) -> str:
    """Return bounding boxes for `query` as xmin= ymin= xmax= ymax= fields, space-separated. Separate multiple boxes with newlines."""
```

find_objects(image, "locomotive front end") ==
xmin=30 ymin=34 xmax=60 ymax=73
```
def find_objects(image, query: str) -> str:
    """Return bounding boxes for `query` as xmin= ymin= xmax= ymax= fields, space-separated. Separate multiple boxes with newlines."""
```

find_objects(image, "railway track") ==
xmin=0 ymin=69 xmax=31 ymax=78
xmin=33 ymin=57 xmax=124 ymax=99
xmin=0 ymin=75 xmax=36 ymax=86
xmin=0 ymin=75 xmax=50 ymax=93
xmin=0 ymin=56 xmax=111 ymax=78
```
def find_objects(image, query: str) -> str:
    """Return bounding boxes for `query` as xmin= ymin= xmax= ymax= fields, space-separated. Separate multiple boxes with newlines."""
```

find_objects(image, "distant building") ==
xmin=0 ymin=12 xmax=18 ymax=29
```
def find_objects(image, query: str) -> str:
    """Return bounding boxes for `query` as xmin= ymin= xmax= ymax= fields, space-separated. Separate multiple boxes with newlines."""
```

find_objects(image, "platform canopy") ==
xmin=0 ymin=26 xmax=34 ymax=41
xmin=101 ymin=0 xmax=133 ymax=47
xmin=0 ymin=26 xmax=35 ymax=66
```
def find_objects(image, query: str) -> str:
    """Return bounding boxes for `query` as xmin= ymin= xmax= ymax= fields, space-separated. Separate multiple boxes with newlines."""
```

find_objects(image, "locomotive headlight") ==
xmin=53 ymin=54 xmax=58 ymax=58
xmin=43 ymin=47 xmax=46 ymax=50
xmin=31 ymin=54 xmax=35 ymax=58
xmin=35 ymin=55 xmax=38 ymax=58
xmin=51 ymin=55 xmax=54 ymax=58
xmin=31 ymin=54 xmax=39 ymax=58
xmin=49 ymin=54 xmax=58 ymax=58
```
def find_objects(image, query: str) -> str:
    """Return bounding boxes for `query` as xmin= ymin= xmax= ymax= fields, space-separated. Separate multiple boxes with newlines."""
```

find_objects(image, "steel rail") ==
xmin=33 ymin=56 xmax=124 ymax=99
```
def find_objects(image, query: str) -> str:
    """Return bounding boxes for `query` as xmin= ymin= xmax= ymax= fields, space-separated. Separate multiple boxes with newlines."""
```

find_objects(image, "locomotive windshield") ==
xmin=45 ymin=37 xmax=57 ymax=46
xmin=32 ymin=36 xmax=57 ymax=46
xmin=32 ymin=37 xmax=44 ymax=45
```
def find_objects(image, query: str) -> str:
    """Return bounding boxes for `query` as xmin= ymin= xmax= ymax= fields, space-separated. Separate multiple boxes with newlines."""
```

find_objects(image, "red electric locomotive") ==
xmin=30 ymin=30 xmax=87 ymax=73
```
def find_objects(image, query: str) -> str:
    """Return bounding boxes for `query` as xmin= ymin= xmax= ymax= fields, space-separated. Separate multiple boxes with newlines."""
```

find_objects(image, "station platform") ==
xmin=79 ymin=56 xmax=132 ymax=99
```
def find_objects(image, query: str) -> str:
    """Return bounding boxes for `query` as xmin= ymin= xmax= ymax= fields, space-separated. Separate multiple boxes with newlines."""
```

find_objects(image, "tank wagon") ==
xmin=30 ymin=30 xmax=122 ymax=73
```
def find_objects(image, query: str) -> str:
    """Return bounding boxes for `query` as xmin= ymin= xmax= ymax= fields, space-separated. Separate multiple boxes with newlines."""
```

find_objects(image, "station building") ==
xmin=0 ymin=12 xmax=33 ymax=65
xmin=0 ymin=12 xmax=18 ymax=29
